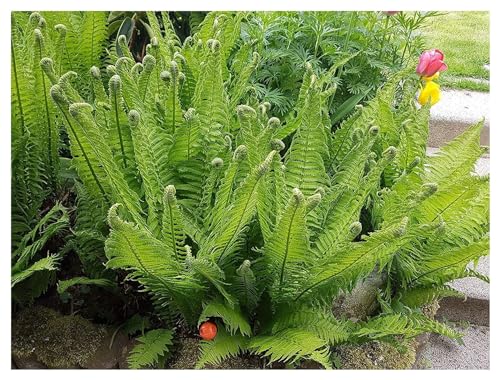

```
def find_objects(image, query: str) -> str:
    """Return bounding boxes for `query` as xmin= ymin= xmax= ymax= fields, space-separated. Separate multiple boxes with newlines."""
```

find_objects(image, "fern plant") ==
xmin=11 ymin=11 xmax=111 ymax=302
xmin=25 ymin=11 xmax=489 ymax=369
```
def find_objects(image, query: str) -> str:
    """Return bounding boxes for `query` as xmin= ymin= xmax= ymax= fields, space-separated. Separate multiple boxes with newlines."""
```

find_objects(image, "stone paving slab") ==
xmin=428 ymin=89 xmax=489 ymax=147
xmin=415 ymin=324 xmax=489 ymax=370
xmin=430 ymin=90 xmax=489 ymax=127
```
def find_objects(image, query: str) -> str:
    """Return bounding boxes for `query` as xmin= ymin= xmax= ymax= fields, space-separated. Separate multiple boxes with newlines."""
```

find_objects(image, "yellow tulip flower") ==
xmin=418 ymin=80 xmax=441 ymax=106
xmin=422 ymin=72 xmax=440 ymax=82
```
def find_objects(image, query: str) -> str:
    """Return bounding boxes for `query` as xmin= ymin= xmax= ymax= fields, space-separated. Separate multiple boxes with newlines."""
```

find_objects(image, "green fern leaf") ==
xmin=198 ymin=299 xmax=252 ymax=336
xmin=127 ymin=328 xmax=174 ymax=369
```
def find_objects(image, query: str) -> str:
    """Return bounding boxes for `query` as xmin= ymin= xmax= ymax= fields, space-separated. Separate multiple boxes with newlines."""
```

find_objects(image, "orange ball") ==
xmin=199 ymin=321 xmax=218 ymax=340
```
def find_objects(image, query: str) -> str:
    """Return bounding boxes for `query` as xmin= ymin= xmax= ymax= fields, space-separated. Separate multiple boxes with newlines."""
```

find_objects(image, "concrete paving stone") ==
xmin=428 ymin=89 xmax=489 ymax=148
xmin=415 ymin=324 xmax=489 ymax=369
xmin=430 ymin=90 xmax=489 ymax=127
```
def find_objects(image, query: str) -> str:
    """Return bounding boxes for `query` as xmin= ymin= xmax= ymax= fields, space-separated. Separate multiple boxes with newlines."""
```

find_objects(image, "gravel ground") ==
xmin=415 ymin=324 xmax=490 ymax=370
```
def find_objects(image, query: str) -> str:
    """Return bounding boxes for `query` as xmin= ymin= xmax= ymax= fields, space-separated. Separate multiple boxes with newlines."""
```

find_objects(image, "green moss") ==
xmin=167 ymin=337 xmax=261 ymax=369
xmin=335 ymin=339 xmax=417 ymax=369
xmin=167 ymin=337 xmax=199 ymax=369
xmin=12 ymin=306 xmax=106 ymax=368
xmin=421 ymin=300 xmax=440 ymax=319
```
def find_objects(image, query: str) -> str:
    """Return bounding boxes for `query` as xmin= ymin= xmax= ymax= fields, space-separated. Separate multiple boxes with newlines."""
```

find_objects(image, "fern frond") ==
xmin=201 ymin=150 xmax=276 ymax=266
xmin=198 ymin=299 xmax=252 ymax=336
xmin=249 ymin=328 xmax=331 ymax=368
xmin=192 ymin=39 xmax=230 ymax=131
xmin=284 ymin=78 xmax=330 ymax=197
xmin=264 ymin=188 xmax=311 ymax=302
xmin=272 ymin=305 xmax=351 ymax=345
xmin=410 ymin=237 xmax=490 ymax=287
xmin=397 ymin=285 xmax=465 ymax=308
xmin=233 ymin=260 xmax=259 ymax=311
xmin=353 ymin=313 xmax=462 ymax=342
xmin=127 ymin=328 xmax=174 ymax=369
xmin=11 ymin=254 xmax=61 ymax=287
xmin=161 ymin=185 xmax=188 ymax=261
xmin=424 ymin=121 xmax=486 ymax=187
xmin=56 ymin=276 xmax=115 ymax=294
xmin=196 ymin=327 xmax=249 ymax=369
xmin=296 ymin=217 xmax=409 ymax=302
xmin=105 ymin=204 xmax=203 ymax=323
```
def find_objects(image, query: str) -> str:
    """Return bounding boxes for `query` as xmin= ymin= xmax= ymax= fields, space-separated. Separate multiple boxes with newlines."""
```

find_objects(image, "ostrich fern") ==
xmin=20 ymin=11 xmax=490 ymax=368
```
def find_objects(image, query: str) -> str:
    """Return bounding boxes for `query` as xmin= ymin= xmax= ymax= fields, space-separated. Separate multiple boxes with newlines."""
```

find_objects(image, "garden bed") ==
xmin=11 ymin=10 xmax=489 ymax=370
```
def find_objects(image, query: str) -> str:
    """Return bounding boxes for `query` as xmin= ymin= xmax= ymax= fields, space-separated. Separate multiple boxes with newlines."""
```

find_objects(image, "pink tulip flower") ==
xmin=416 ymin=49 xmax=448 ymax=77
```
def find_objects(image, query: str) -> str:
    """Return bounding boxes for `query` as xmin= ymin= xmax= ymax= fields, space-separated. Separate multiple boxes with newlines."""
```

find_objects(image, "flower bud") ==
xmin=184 ymin=108 xmax=197 ymax=121
xmin=142 ymin=54 xmax=156 ymax=71
xmin=69 ymin=102 xmax=93 ymax=118
xmin=107 ymin=203 xmax=123 ymax=228
xmin=393 ymin=217 xmax=408 ymax=238
xmin=369 ymin=125 xmax=380 ymax=136
xmin=291 ymin=188 xmax=305 ymax=206
xmin=160 ymin=70 xmax=171 ymax=82
xmin=106 ymin=65 xmax=117 ymax=76
xmin=29 ymin=12 xmax=41 ymax=26
xmin=131 ymin=63 xmax=143 ymax=76
xmin=257 ymin=151 xmax=276 ymax=177
xmin=306 ymin=192 xmax=322 ymax=212
xmin=407 ymin=156 xmax=421 ymax=171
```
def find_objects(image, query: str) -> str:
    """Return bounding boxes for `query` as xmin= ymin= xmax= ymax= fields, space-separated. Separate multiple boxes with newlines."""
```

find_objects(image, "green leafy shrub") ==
xmin=12 ymin=11 xmax=489 ymax=369
xmin=238 ymin=11 xmax=440 ymax=120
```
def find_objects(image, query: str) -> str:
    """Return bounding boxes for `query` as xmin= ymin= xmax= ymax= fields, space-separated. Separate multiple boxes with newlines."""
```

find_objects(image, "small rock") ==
xmin=12 ymin=306 xmax=107 ymax=368
xmin=118 ymin=338 xmax=139 ymax=369
xmin=81 ymin=329 xmax=129 ymax=369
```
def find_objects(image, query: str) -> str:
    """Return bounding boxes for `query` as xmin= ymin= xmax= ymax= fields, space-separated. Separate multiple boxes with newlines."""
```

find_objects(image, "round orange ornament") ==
xmin=199 ymin=321 xmax=217 ymax=340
